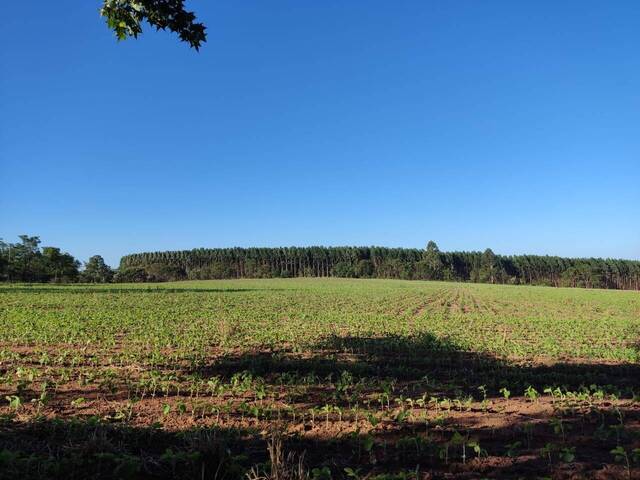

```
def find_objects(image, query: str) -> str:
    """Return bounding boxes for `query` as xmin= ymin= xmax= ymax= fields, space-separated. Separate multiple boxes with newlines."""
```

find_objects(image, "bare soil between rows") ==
xmin=1 ymin=344 xmax=639 ymax=479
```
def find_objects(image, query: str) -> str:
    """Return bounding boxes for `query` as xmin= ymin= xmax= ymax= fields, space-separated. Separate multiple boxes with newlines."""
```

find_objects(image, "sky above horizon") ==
xmin=1 ymin=1 xmax=639 ymax=267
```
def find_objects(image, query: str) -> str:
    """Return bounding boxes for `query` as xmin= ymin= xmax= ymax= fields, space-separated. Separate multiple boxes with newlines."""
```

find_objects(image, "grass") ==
xmin=0 ymin=278 xmax=639 ymax=479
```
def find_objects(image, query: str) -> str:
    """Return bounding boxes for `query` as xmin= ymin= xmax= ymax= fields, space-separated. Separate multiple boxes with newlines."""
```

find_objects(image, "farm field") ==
xmin=0 ymin=279 xmax=639 ymax=479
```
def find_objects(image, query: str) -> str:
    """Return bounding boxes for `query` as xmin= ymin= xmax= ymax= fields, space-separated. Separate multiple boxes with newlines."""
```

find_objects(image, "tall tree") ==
xmin=82 ymin=255 xmax=114 ymax=283
xmin=479 ymin=248 xmax=501 ymax=284
xmin=13 ymin=236 xmax=43 ymax=282
xmin=42 ymin=247 xmax=81 ymax=283
xmin=416 ymin=240 xmax=444 ymax=280
xmin=0 ymin=239 xmax=8 ymax=281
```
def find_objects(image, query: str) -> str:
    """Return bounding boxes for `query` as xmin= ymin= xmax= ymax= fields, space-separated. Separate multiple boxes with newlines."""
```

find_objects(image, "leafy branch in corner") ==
xmin=100 ymin=0 xmax=206 ymax=50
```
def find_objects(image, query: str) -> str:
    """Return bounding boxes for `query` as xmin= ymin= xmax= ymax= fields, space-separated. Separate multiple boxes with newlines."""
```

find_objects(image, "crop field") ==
xmin=0 ymin=279 xmax=639 ymax=479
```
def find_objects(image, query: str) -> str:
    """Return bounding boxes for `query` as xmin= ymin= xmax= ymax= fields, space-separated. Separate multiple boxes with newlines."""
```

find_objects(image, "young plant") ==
xmin=559 ymin=446 xmax=575 ymax=463
xmin=499 ymin=387 xmax=511 ymax=403
xmin=505 ymin=441 xmax=522 ymax=458
xmin=611 ymin=446 xmax=631 ymax=480
xmin=5 ymin=395 xmax=21 ymax=411
xmin=524 ymin=386 xmax=539 ymax=403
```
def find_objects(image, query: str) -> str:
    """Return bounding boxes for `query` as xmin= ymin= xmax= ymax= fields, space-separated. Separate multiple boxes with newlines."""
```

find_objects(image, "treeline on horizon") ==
xmin=0 ymin=236 xmax=113 ymax=284
xmin=2 ymin=235 xmax=639 ymax=290
xmin=119 ymin=242 xmax=640 ymax=290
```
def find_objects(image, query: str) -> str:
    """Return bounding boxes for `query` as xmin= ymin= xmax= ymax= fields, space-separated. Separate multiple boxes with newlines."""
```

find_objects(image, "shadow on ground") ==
xmin=191 ymin=333 xmax=640 ymax=397
xmin=1 ymin=333 xmax=638 ymax=479
xmin=0 ymin=405 xmax=637 ymax=479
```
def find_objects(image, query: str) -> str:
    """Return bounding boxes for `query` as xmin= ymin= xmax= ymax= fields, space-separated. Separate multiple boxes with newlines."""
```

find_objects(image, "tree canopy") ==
xmin=0 ymin=236 xmax=80 ymax=283
xmin=101 ymin=0 xmax=206 ymax=50
xmin=3 ymin=236 xmax=639 ymax=290
xmin=83 ymin=255 xmax=114 ymax=283
xmin=0 ymin=235 xmax=112 ymax=283
xmin=119 ymin=243 xmax=640 ymax=290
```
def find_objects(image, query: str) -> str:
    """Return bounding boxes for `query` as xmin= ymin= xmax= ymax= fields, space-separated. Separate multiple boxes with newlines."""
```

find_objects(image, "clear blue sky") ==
xmin=1 ymin=1 xmax=639 ymax=267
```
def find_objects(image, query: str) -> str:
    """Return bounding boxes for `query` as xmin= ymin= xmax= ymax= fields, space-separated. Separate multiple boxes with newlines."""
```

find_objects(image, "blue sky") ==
xmin=1 ymin=1 xmax=639 ymax=267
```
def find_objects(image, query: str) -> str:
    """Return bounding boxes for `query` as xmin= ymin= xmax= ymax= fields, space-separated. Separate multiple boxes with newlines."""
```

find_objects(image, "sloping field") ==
xmin=0 ymin=279 xmax=639 ymax=479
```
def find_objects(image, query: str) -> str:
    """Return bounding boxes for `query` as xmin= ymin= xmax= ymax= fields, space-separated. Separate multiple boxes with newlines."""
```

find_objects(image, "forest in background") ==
xmin=2 ymin=235 xmax=639 ymax=290
xmin=0 ymin=236 xmax=112 ymax=284
xmin=118 ymin=242 xmax=640 ymax=290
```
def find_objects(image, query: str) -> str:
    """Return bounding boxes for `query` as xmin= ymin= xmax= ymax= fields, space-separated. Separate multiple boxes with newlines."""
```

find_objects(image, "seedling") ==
xmin=5 ymin=395 xmax=21 ymax=411
xmin=524 ymin=386 xmax=539 ymax=403
xmin=499 ymin=387 xmax=511 ymax=402
xmin=505 ymin=441 xmax=522 ymax=458
xmin=311 ymin=466 xmax=332 ymax=480
xmin=344 ymin=467 xmax=362 ymax=480
xmin=559 ymin=446 xmax=575 ymax=463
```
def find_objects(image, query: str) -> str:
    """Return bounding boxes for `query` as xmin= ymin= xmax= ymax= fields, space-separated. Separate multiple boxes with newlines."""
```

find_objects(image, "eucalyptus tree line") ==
xmin=3 ymin=234 xmax=637 ymax=289
xmin=119 ymin=243 xmax=640 ymax=290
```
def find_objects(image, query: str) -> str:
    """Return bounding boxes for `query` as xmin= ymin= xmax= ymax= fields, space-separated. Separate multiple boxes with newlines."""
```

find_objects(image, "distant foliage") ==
xmin=4 ymin=235 xmax=637 ymax=289
xmin=119 ymin=242 xmax=640 ymax=290
xmin=0 ymin=235 xmax=113 ymax=284
xmin=0 ymin=236 xmax=80 ymax=283
xmin=82 ymin=255 xmax=114 ymax=283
